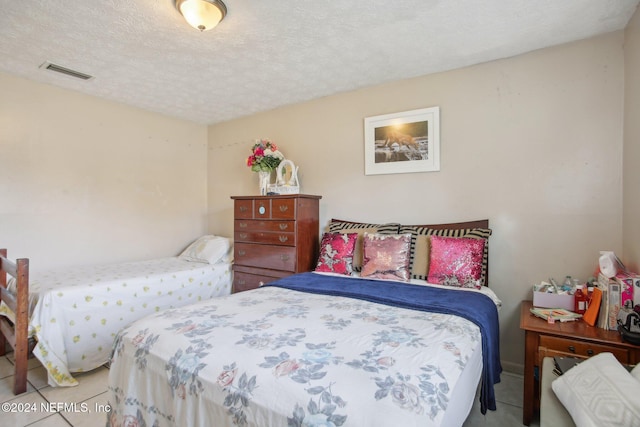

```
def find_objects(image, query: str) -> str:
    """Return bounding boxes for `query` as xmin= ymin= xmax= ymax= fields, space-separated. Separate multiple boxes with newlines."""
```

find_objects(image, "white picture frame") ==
xmin=364 ymin=106 xmax=440 ymax=175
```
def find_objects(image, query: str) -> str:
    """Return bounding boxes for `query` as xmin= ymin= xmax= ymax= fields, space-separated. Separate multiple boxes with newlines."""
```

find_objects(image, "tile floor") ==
xmin=0 ymin=352 xmax=539 ymax=426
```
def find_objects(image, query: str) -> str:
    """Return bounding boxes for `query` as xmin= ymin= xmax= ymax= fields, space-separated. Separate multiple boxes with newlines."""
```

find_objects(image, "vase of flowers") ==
xmin=246 ymin=139 xmax=284 ymax=195
xmin=256 ymin=170 xmax=269 ymax=196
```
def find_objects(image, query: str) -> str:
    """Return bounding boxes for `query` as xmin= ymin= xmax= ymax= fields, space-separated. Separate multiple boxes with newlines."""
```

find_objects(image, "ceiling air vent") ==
xmin=39 ymin=61 xmax=93 ymax=80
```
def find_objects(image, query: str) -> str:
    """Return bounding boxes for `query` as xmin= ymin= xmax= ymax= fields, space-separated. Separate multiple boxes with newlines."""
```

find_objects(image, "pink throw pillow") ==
xmin=315 ymin=232 xmax=358 ymax=275
xmin=427 ymin=235 xmax=486 ymax=289
xmin=361 ymin=233 xmax=412 ymax=282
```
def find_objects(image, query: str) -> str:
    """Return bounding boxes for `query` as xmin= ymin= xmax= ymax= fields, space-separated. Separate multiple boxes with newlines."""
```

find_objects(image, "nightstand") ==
xmin=520 ymin=300 xmax=640 ymax=425
xmin=231 ymin=194 xmax=321 ymax=293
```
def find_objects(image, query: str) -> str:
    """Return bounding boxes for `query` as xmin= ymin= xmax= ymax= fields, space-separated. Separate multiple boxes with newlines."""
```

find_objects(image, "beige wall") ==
xmin=0 ymin=72 xmax=208 ymax=270
xmin=208 ymin=32 xmax=625 ymax=371
xmin=624 ymin=7 xmax=640 ymax=272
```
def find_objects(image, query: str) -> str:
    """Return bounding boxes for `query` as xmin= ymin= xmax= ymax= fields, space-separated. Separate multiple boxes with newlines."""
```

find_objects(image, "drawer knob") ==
xmin=238 ymin=249 xmax=246 ymax=256
xmin=587 ymin=349 xmax=594 ymax=356
xmin=281 ymin=254 xmax=290 ymax=261
xmin=568 ymin=346 xmax=576 ymax=353
xmin=279 ymin=223 xmax=288 ymax=230
xmin=239 ymin=206 xmax=248 ymax=212
xmin=238 ymin=279 xmax=246 ymax=285
xmin=239 ymin=222 xmax=248 ymax=228
xmin=239 ymin=233 xmax=248 ymax=239
xmin=279 ymin=205 xmax=288 ymax=212
xmin=279 ymin=235 xmax=289 ymax=243
xmin=258 ymin=206 xmax=266 ymax=215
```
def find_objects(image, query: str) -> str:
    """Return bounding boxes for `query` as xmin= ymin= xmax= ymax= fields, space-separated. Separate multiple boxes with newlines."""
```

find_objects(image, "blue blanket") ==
xmin=266 ymin=272 xmax=501 ymax=414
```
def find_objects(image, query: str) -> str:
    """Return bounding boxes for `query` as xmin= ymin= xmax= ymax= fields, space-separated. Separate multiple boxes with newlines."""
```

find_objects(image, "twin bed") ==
xmin=106 ymin=218 xmax=502 ymax=427
xmin=0 ymin=235 xmax=233 ymax=393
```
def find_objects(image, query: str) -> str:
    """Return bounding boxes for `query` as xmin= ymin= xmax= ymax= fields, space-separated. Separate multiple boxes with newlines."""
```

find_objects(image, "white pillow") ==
xmin=552 ymin=352 xmax=640 ymax=427
xmin=179 ymin=235 xmax=231 ymax=264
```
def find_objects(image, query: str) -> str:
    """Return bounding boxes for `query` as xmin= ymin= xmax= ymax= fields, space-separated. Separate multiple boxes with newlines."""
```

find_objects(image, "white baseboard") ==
xmin=501 ymin=360 xmax=524 ymax=375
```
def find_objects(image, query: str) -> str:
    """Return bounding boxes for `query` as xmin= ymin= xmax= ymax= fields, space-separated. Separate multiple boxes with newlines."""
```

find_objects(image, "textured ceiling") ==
xmin=1 ymin=0 xmax=638 ymax=125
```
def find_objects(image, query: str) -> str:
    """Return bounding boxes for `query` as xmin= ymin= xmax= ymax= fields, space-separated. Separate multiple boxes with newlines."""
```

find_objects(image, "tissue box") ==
xmin=533 ymin=291 xmax=575 ymax=311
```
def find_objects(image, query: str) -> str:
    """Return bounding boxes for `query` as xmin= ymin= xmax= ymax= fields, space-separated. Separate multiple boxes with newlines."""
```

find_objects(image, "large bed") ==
xmin=0 ymin=235 xmax=233 ymax=392
xmin=107 ymin=219 xmax=502 ymax=426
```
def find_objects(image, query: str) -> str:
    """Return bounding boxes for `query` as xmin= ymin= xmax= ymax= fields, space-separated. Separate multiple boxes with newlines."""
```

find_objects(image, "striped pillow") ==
xmin=398 ymin=225 xmax=492 ymax=285
xmin=329 ymin=219 xmax=400 ymax=272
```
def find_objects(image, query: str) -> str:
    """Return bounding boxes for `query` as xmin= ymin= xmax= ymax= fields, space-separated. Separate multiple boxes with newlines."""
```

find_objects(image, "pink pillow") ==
xmin=361 ymin=233 xmax=412 ymax=282
xmin=315 ymin=232 xmax=358 ymax=275
xmin=427 ymin=235 xmax=486 ymax=289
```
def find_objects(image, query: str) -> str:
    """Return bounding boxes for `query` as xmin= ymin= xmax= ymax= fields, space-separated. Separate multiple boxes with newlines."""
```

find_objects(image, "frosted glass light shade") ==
xmin=176 ymin=0 xmax=227 ymax=31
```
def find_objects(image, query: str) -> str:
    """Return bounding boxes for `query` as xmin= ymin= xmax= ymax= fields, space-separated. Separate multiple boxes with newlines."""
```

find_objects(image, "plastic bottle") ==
xmin=574 ymin=284 xmax=588 ymax=315
xmin=586 ymin=280 xmax=594 ymax=309
xmin=562 ymin=276 xmax=573 ymax=292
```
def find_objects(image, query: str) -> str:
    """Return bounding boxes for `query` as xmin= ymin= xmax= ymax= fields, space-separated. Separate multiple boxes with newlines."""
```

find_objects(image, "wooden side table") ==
xmin=520 ymin=300 xmax=640 ymax=425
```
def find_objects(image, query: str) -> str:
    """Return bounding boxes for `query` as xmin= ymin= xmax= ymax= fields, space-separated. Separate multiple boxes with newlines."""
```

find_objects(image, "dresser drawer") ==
xmin=235 ymin=220 xmax=295 ymax=233
xmin=234 ymin=231 xmax=296 ymax=246
xmin=539 ymin=335 xmax=630 ymax=362
xmin=254 ymin=199 xmax=271 ymax=219
xmin=234 ymin=199 xmax=254 ymax=219
xmin=234 ymin=243 xmax=297 ymax=272
xmin=271 ymin=198 xmax=296 ymax=219
xmin=233 ymin=271 xmax=282 ymax=293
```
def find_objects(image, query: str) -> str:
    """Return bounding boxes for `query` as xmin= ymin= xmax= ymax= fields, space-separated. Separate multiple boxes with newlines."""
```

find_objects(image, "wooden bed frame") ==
xmin=0 ymin=249 xmax=32 ymax=395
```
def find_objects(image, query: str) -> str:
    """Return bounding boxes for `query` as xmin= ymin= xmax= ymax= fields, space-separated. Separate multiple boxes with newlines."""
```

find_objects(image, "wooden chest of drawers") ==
xmin=231 ymin=194 xmax=321 ymax=293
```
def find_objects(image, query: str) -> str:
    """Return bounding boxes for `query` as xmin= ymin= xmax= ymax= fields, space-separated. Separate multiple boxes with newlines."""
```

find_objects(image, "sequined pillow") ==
xmin=315 ymin=232 xmax=358 ymax=275
xmin=399 ymin=225 xmax=492 ymax=283
xmin=329 ymin=219 xmax=400 ymax=272
xmin=427 ymin=235 xmax=486 ymax=289
xmin=360 ymin=233 xmax=412 ymax=282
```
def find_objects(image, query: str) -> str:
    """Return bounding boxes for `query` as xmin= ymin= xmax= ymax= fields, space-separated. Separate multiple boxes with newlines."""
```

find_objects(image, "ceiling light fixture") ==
xmin=175 ymin=0 xmax=227 ymax=32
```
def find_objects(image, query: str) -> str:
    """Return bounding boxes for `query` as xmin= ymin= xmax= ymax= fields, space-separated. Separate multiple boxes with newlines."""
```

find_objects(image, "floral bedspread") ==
xmin=0 ymin=257 xmax=232 ymax=386
xmin=107 ymin=276 xmax=497 ymax=427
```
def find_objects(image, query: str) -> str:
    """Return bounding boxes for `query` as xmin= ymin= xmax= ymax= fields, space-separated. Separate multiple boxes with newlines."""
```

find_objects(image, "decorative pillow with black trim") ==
xmin=315 ymin=232 xmax=358 ymax=275
xmin=329 ymin=219 xmax=400 ymax=272
xmin=399 ymin=225 xmax=492 ymax=285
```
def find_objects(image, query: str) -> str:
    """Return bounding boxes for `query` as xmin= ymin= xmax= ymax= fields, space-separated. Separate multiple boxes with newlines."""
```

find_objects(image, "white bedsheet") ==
xmin=108 ymin=284 xmax=489 ymax=426
xmin=0 ymin=257 xmax=231 ymax=386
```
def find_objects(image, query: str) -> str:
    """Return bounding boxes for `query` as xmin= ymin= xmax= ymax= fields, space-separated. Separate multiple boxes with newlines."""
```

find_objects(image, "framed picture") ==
xmin=364 ymin=106 xmax=440 ymax=175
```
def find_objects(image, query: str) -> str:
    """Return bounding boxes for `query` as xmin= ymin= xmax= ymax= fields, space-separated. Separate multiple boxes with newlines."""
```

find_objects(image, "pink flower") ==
xmin=247 ymin=139 xmax=284 ymax=172
xmin=377 ymin=356 xmax=396 ymax=367
xmin=217 ymin=368 xmax=237 ymax=387
xmin=131 ymin=333 xmax=145 ymax=347
xmin=176 ymin=383 xmax=186 ymax=399
xmin=121 ymin=415 xmax=139 ymax=427
xmin=391 ymin=382 xmax=423 ymax=414
xmin=273 ymin=359 xmax=300 ymax=377
xmin=177 ymin=324 xmax=197 ymax=334
xmin=444 ymin=342 xmax=461 ymax=356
